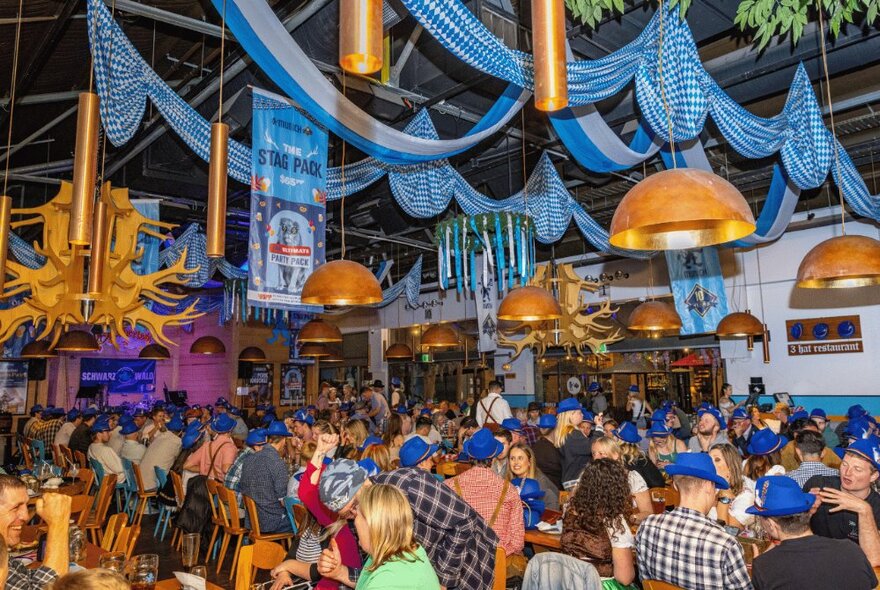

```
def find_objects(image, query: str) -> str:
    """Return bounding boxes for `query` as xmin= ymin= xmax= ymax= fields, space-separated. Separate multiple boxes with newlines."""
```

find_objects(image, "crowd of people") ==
xmin=4 ymin=380 xmax=880 ymax=590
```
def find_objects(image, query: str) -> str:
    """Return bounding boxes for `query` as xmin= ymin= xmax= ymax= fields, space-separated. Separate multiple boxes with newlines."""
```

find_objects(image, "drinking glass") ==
xmin=650 ymin=490 xmax=666 ymax=514
xmin=126 ymin=554 xmax=159 ymax=590
xmin=181 ymin=533 xmax=201 ymax=571
xmin=99 ymin=551 xmax=126 ymax=574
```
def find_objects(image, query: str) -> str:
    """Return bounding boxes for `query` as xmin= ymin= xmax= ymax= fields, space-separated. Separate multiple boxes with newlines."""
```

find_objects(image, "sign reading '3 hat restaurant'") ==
xmin=785 ymin=315 xmax=863 ymax=356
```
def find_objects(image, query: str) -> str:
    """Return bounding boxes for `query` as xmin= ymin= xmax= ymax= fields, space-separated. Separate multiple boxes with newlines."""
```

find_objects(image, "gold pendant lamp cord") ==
xmin=219 ymin=0 xmax=227 ymax=124
xmin=657 ymin=0 xmax=675 ymax=165
xmin=817 ymin=6 xmax=845 ymax=234
xmin=2 ymin=0 xmax=25 ymax=196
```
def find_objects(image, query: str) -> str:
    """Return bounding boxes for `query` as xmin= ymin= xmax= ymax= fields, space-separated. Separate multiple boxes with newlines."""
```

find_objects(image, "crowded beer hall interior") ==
xmin=0 ymin=0 xmax=879 ymax=588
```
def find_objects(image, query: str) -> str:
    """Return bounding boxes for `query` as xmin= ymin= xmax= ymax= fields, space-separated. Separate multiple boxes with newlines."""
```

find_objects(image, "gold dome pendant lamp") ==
xmin=299 ymin=318 xmax=343 ymax=343
xmin=497 ymin=285 xmax=562 ymax=322
xmin=55 ymin=330 xmax=100 ymax=352
xmin=421 ymin=324 xmax=460 ymax=348
xmin=608 ymin=4 xmax=755 ymax=251
xmin=628 ymin=300 xmax=682 ymax=336
xmin=797 ymin=9 xmax=880 ymax=289
xmin=238 ymin=346 xmax=267 ymax=362
xmin=139 ymin=343 xmax=171 ymax=360
xmin=715 ymin=310 xmax=764 ymax=338
xmin=385 ymin=342 xmax=413 ymax=360
xmin=190 ymin=336 xmax=226 ymax=355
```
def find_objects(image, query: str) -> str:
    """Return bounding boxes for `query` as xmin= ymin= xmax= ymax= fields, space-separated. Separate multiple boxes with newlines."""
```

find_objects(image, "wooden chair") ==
xmin=492 ymin=547 xmax=507 ymax=590
xmin=243 ymin=495 xmax=295 ymax=547
xmin=83 ymin=473 xmax=117 ymax=545
xmin=74 ymin=450 xmax=87 ymax=469
xmin=234 ymin=540 xmax=287 ymax=590
xmin=21 ymin=437 xmax=34 ymax=470
xmin=130 ymin=463 xmax=157 ymax=526
xmin=100 ymin=513 xmax=129 ymax=552
xmin=205 ymin=479 xmax=225 ymax=564
xmin=59 ymin=445 xmax=74 ymax=470
xmin=112 ymin=524 xmax=141 ymax=559
xmin=642 ymin=581 xmax=687 ymax=590
xmin=283 ymin=496 xmax=307 ymax=534
xmin=68 ymin=494 xmax=94 ymax=528
xmin=76 ymin=467 xmax=95 ymax=496
xmin=51 ymin=445 xmax=65 ymax=469
xmin=216 ymin=486 xmax=249 ymax=578
xmin=169 ymin=470 xmax=186 ymax=550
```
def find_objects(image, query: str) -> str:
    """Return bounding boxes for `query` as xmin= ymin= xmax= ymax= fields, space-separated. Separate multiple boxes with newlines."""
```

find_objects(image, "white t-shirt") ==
xmin=54 ymin=422 xmax=76 ymax=447
xmin=709 ymin=477 xmax=756 ymax=527
xmin=607 ymin=515 xmax=635 ymax=549
xmin=628 ymin=470 xmax=648 ymax=495
xmin=630 ymin=399 xmax=644 ymax=423
xmin=475 ymin=392 xmax=513 ymax=427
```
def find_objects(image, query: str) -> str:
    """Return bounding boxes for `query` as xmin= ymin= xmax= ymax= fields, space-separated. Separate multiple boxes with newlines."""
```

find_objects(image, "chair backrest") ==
xmin=89 ymin=458 xmax=106 ymax=484
xmin=243 ymin=495 xmax=263 ymax=537
xmin=642 ymin=581 xmax=687 ymax=590
xmin=100 ymin=513 xmax=129 ymax=551
xmin=51 ymin=445 xmax=65 ymax=469
xmin=218 ymin=486 xmax=243 ymax=529
xmin=154 ymin=466 xmax=168 ymax=490
xmin=282 ymin=496 xmax=302 ymax=534
xmin=234 ymin=540 xmax=287 ymax=590
xmin=60 ymin=444 xmax=73 ymax=467
xmin=74 ymin=450 xmax=87 ymax=469
xmin=113 ymin=524 xmax=141 ymax=559
xmin=77 ymin=468 xmax=95 ymax=495
xmin=649 ymin=486 xmax=679 ymax=508
xmin=21 ymin=438 xmax=33 ymax=470
xmin=30 ymin=439 xmax=46 ymax=464
xmin=205 ymin=478 xmax=222 ymax=524
xmin=131 ymin=463 xmax=149 ymax=494
xmin=493 ymin=546 xmax=506 ymax=590
xmin=92 ymin=473 xmax=118 ymax=529
xmin=69 ymin=494 xmax=94 ymax=528
xmin=121 ymin=459 xmax=138 ymax=492
xmin=169 ymin=470 xmax=185 ymax=508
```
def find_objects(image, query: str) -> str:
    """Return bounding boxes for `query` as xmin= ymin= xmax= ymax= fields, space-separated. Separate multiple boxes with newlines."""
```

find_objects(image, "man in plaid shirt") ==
xmin=636 ymin=452 xmax=752 ymax=590
xmin=34 ymin=408 xmax=65 ymax=448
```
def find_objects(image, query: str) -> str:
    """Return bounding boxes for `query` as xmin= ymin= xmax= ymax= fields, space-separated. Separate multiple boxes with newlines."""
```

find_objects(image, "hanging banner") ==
xmin=0 ymin=361 xmax=28 ymax=414
xmin=664 ymin=247 xmax=729 ymax=335
xmin=248 ymin=88 xmax=327 ymax=312
xmin=80 ymin=358 xmax=156 ymax=395
xmin=476 ymin=253 xmax=498 ymax=352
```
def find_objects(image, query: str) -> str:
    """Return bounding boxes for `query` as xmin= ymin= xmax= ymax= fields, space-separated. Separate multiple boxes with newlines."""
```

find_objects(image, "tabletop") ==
xmin=156 ymin=578 xmax=225 ymax=590
xmin=524 ymin=528 xmax=561 ymax=551
xmin=27 ymin=481 xmax=86 ymax=504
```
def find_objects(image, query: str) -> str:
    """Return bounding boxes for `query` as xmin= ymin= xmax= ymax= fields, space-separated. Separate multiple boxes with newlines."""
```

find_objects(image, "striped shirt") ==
xmin=788 ymin=460 xmax=839 ymax=488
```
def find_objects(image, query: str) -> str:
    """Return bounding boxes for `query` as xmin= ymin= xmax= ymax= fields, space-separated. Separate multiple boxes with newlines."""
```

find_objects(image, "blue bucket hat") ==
xmin=647 ymin=423 xmax=674 ymax=438
xmin=166 ymin=415 xmax=185 ymax=432
xmin=30 ymin=404 xmax=43 ymax=414
xmin=419 ymin=408 xmax=432 ymax=417
xmin=132 ymin=408 xmax=146 ymax=417
xmin=732 ymin=407 xmax=750 ymax=421
xmin=810 ymin=408 xmax=827 ymax=420
xmin=581 ymin=409 xmax=595 ymax=423
xmin=357 ymin=458 xmax=381 ymax=477
xmin=399 ymin=436 xmax=438 ymax=468
xmin=557 ymin=398 xmax=582 ymax=414
xmin=746 ymin=475 xmax=816 ymax=517
xmin=651 ymin=409 xmax=670 ymax=424
xmin=118 ymin=414 xmax=134 ymax=426
xmin=628 ymin=385 xmax=640 ymax=393
xmin=120 ymin=421 xmax=140 ymax=436
xmin=613 ymin=422 xmax=642 ymax=444
xmin=848 ymin=404 xmax=869 ymax=420
xmin=90 ymin=417 xmax=112 ymax=433
xmin=698 ymin=405 xmax=727 ymax=430
xmin=394 ymin=405 xmax=409 ymax=415
xmin=587 ymin=382 xmax=601 ymax=392
xmin=227 ymin=406 xmax=241 ymax=417
xmin=537 ymin=414 xmax=557 ymax=429
xmin=293 ymin=409 xmax=314 ymax=426
xmin=211 ymin=413 xmax=236 ymax=434
xmin=181 ymin=429 xmax=203 ymax=450
xmin=266 ymin=420 xmax=292 ymax=437
xmin=463 ymin=428 xmax=503 ymax=461
xmin=82 ymin=407 xmax=98 ymax=418
xmin=246 ymin=428 xmax=268 ymax=447
xmin=358 ymin=436 xmax=384 ymax=452
xmin=66 ymin=409 xmax=80 ymax=422
xmin=501 ymin=418 xmax=523 ymax=433
xmin=845 ymin=417 xmax=873 ymax=441
xmin=789 ymin=410 xmax=809 ymax=423
xmin=665 ymin=452 xmax=730 ymax=489
xmin=836 ymin=436 xmax=880 ymax=471
xmin=748 ymin=428 xmax=788 ymax=456
xmin=261 ymin=414 xmax=274 ymax=425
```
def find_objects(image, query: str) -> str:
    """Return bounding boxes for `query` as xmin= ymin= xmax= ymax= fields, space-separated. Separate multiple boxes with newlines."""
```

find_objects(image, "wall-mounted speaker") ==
xmin=27 ymin=359 xmax=46 ymax=382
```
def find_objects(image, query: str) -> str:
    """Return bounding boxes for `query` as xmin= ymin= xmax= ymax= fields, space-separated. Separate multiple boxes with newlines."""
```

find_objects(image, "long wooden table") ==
xmin=523 ymin=528 xmax=561 ymax=551
xmin=156 ymin=579 xmax=225 ymax=590
xmin=26 ymin=481 xmax=86 ymax=505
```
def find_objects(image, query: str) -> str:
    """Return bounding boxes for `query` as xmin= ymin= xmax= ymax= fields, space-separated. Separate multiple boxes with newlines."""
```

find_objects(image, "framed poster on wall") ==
xmin=246 ymin=363 xmax=274 ymax=407
xmin=281 ymin=363 xmax=306 ymax=407
xmin=0 ymin=361 xmax=28 ymax=414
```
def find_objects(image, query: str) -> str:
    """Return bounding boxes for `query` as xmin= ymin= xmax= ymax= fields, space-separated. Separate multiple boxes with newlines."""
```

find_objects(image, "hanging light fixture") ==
xmin=498 ymin=285 xmax=562 ymax=322
xmin=531 ymin=0 xmax=568 ymax=111
xmin=238 ymin=346 xmax=267 ymax=362
xmin=385 ymin=342 xmax=413 ymax=360
xmin=796 ymin=235 xmax=880 ymax=288
xmin=322 ymin=347 xmax=344 ymax=362
xmin=716 ymin=310 xmax=764 ymax=338
xmin=206 ymin=0 xmax=230 ymax=258
xmin=86 ymin=200 xmax=109 ymax=297
xmin=190 ymin=336 xmax=226 ymax=355
xmin=628 ymin=300 xmax=681 ymax=335
xmin=70 ymin=91 xmax=100 ymax=247
xmin=795 ymin=9 xmax=880 ymax=289
xmin=421 ymin=324 xmax=459 ymax=348
xmin=21 ymin=340 xmax=56 ymax=359
xmin=139 ymin=343 xmax=170 ymax=360
xmin=339 ymin=0 xmax=382 ymax=74
xmin=299 ymin=318 xmax=343 ymax=343
xmin=299 ymin=343 xmax=331 ymax=357
xmin=55 ymin=330 xmax=100 ymax=352
xmin=301 ymin=260 xmax=383 ymax=305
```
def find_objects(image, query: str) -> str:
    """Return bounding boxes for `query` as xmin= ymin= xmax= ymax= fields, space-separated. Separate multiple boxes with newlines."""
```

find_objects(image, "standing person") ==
xmin=748 ymin=475 xmax=877 ymax=590
xmin=364 ymin=384 xmax=390 ymax=434
xmin=240 ymin=421 xmax=294 ymax=533
xmin=350 ymin=484 xmax=442 ymax=590
xmin=805 ymin=437 xmax=880 ymax=567
xmin=475 ymin=380 xmax=513 ymax=430
xmin=184 ymin=413 xmax=237 ymax=482
xmin=532 ymin=414 xmax=562 ymax=489
xmin=635 ymin=453 xmax=752 ymax=589
xmin=625 ymin=385 xmax=650 ymax=428
xmin=54 ymin=410 xmax=81 ymax=448
xmin=0 ymin=475 xmax=72 ymax=589
xmin=688 ymin=405 xmax=729 ymax=453
xmin=317 ymin=382 xmax=331 ymax=412
xmin=589 ymin=382 xmax=608 ymax=415
xmin=140 ymin=414 xmax=184 ymax=491
xmin=718 ymin=383 xmax=738 ymax=422
xmin=552 ymin=398 xmax=592 ymax=490
xmin=68 ymin=409 xmax=97 ymax=456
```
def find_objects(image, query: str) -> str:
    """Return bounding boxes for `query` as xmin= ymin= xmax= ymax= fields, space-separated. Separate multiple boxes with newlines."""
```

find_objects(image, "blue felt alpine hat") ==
xmin=463 ymin=428 xmax=503 ymax=461
xmin=358 ymin=436 xmax=384 ymax=452
xmin=211 ymin=413 xmax=236 ymax=434
xmin=581 ymin=409 xmax=595 ymax=423
xmin=587 ymin=382 xmax=601 ymax=392
xmin=394 ymin=405 xmax=409 ymax=415
xmin=698 ymin=405 xmax=727 ymax=430
xmin=181 ymin=429 xmax=203 ymax=450
xmin=747 ymin=428 xmax=788 ymax=456
xmin=628 ymin=385 xmax=640 ymax=393
xmin=512 ymin=477 xmax=546 ymax=500
xmin=651 ymin=409 xmax=670 ymax=424
xmin=557 ymin=398 xmax=582 ymax=414
xmin=398 ymin=436 xmax=439 ymax=468
xmin=357 ymin=458 xmax=381 ymax=477
xmin=66 ymin=409 xmax=80 ymax=422
xmin=665 ymin=452 xmax=729 ymax=489
xmin=293 ymin=409 xmax=314 ymax=426
xmin=29 ymin=404 xmax=43 ymax=414
xmin=613 ymin=422 xmax=642 ymax=444
xmin=501 ymin=418 xmax=523 ymax=433
xmin=789 ymin=410 xmax=810 ymax=423
xmin=83 ymin=407 xmax=98 ymax=418
xmin=118 ymin=414 xmax=134 ymax=426
xmin=746 ymin=475 xmax=816 ymax=517
xmin=846 ymin=417 xmax=874 ymax=440
xmin=246 ymin=428 xmax=268 ymax=447
xmin=166 ymin=415 xmax=185 ymax=432
xmin=837 ymin=436 xmax=880 ymax=471
xmin=266 ymin=420 xmax=292 ymax=437
xmin=120 ymin=421 xmax=140 ymax=436
xmin=848 ymin=404 xmax=869 ymax=420
xmin=732 ymin=407 xmax=750 ymax=421
xmin=90 ymin=417 xmax=112 ymax=433
xmin=537 ymin=414 xmax=557 ymax=429
xmin=809 ymin=408 xmax=827 ymax=420
xmin=646 ymin=423 xmax=674 ymax=438
xmin=420 ymin=408 xmax=432 ymax=416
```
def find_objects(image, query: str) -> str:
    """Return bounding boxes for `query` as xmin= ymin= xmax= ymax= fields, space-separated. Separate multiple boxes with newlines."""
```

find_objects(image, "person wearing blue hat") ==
xmin=635 ymin=452 xmax=752 ymax=590
xmin=747 ymin=428 xmax=788 ymax=456
xmin=446 ymin=428 xmax=525 ymax=556
xmin=625 ymin=384 xmax=651 ymax=429
xmin=239 ymin=421 xmax=295 ymax=533
xmin=32 ymin=407 xmax=65 ymax=449
xmin=119 ymin=418 xmax=146 ymax=465
xmin=804 ymin=436 xmax=880 ymax=568
xmin=530 ymin=413 xmax=562 ymax=490
xmin=688 ymin=405 xmax=729 ymax=453
xmin=88 ymin=416 xmax=128 ymax=485
xmin=747 ymin=476 xmax=877 ymax=590
xmin=646 ymin=422 xmax=687 ymax=472
xmin=290 ymin=408 xmax=315 ymax=442
xmin=609 ymin=422 xmax=666 ymax=490
xmin=809 ymin=407 xmax=840 ymax=449
xmin=68 ymin=408 xmax=98 ymax=456
xmin=398 ymin=436 xmax=439 ymax=470
xmin=555 ymin=398 xmax=594 ymax=490
xmin=224 ymin=428 xmax=268 ymax=504
xmin=182 ymin=411 xmax=239 ymax=482
xmin=140 ymin=410 xmax=186 ymax=491
xmin=587 ymin=381 xmax=608 ymax=415
xmin=729 ymin=407 xmax=755 ymax=456
xmin=359 ymin=435 xmax=383 ymax=452
xmin=54 ymin=409 xmax=82 ymax=448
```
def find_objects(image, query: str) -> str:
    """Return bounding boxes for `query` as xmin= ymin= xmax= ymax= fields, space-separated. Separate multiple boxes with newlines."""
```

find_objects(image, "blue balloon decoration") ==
xmin=790 ymin=322 xmax=803 ymax=340
xmin=812 ymin=323 xmax=829 ymax=340
xmin=837 ymin=320 xmax=856 ymax=339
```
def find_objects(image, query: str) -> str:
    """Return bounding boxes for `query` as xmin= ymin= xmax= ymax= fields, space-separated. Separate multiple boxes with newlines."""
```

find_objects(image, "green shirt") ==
xmin=355 ymin=545 xmax=441 ymax=590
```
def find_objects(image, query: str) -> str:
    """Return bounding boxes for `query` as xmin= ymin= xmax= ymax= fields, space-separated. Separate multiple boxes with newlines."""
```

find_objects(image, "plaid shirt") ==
xmin=224 ymin=447 xmax=254 ymax=503
xmin=636 ymin=507 xmax=752 ymax=590
xmin=521 ymin=424 xmax=540 ymax=446
xmin=445 ymin=466 xmax=524 ymax=555
xmin=7 ymin=559 xmax=57 ymax=590
xmin=373 ymin=467 xmax=499 ymax=590
xmin=35 ymin=419 xmax=64 ymax=448
xmin=787 ymin=460 xmax=839 ymax=488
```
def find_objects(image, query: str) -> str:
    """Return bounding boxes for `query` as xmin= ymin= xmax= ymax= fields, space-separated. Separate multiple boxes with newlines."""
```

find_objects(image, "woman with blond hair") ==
xmin=646 ymin=423 xmax=687 ymax=472
xmin=360 ymin=442 xmax=392 ymax=471
xmin=341 ymin=420 xmax=370 ymax=460
xmin=708 ymin=443 xmax=755 ymax=530
xmin=610 ymin=423 xmax=665 ymax=489
xmin=354 ymin=483 xmax=441 ymax=589
xmin=591 ymin=437 xmax=652 ymax=523
xmin=506 ymin=442 xmax=559 ymax=510
xmin=552 ymin=398 xmax=592 ymax=490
